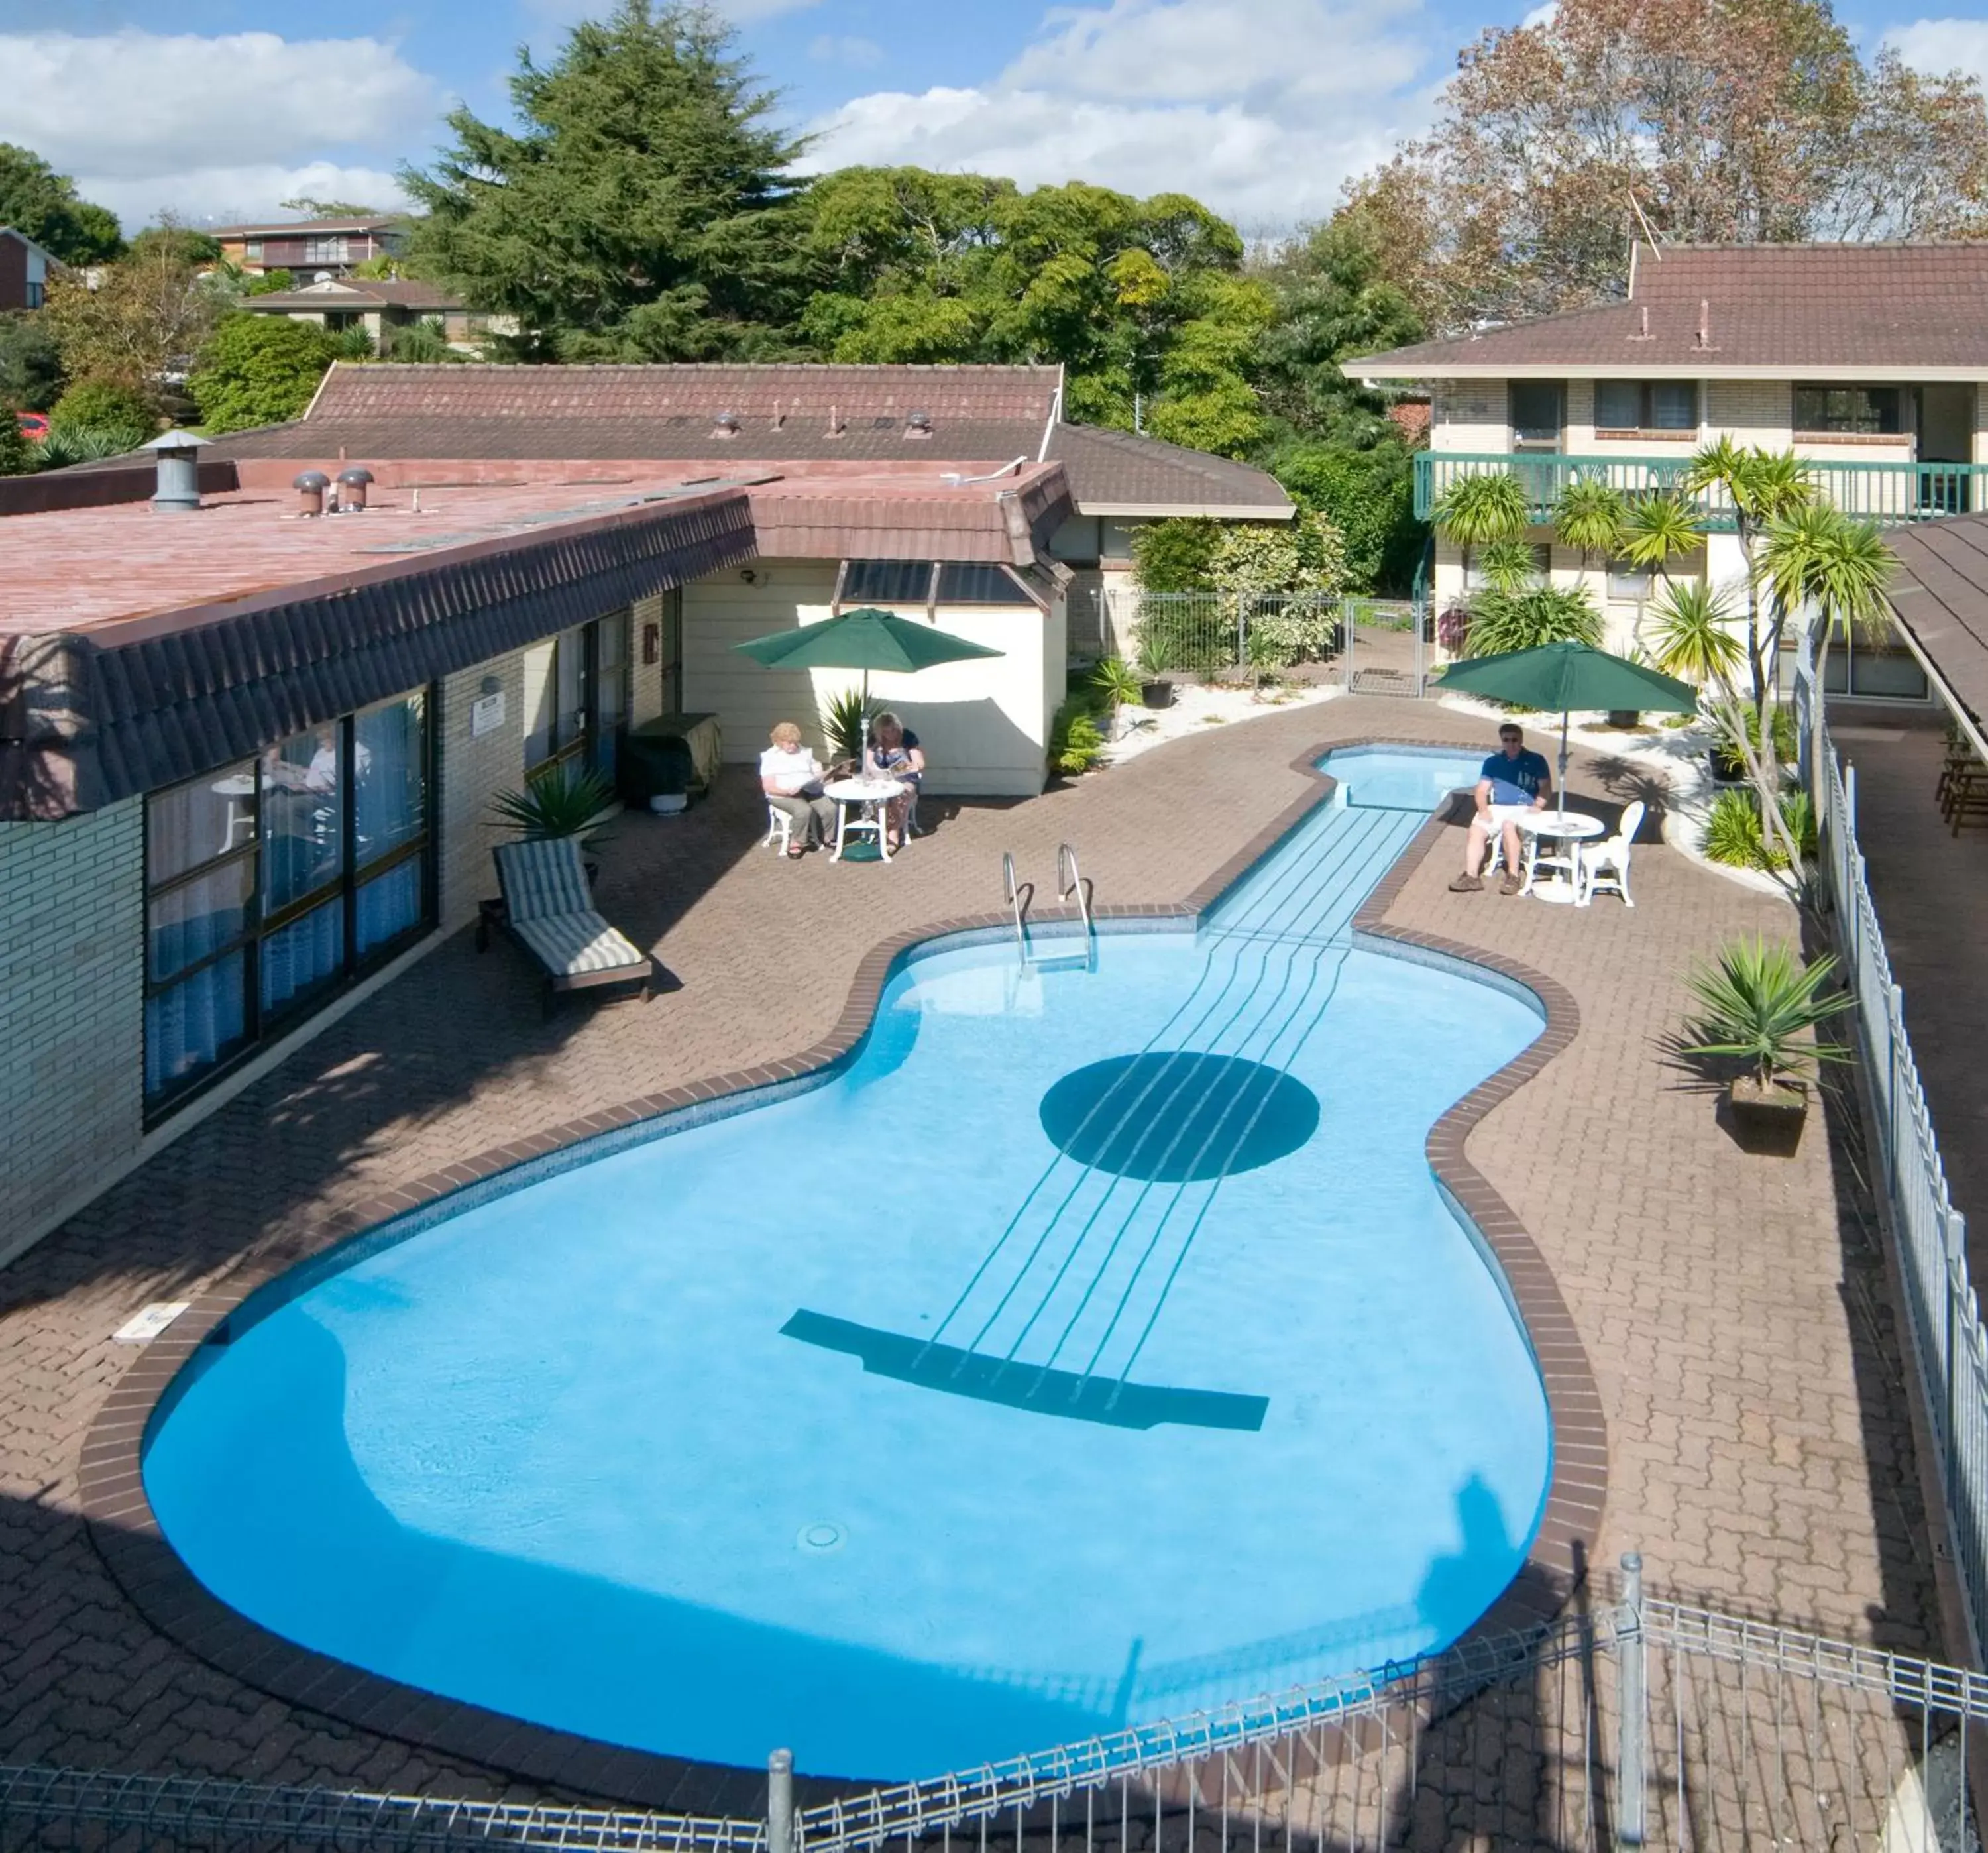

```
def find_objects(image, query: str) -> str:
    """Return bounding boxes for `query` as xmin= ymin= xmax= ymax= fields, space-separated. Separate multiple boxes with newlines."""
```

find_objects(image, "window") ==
xmin=1818 ymin=626 xmax=1931 ymax=700
xmin=303 ymin=236 xmax=351 ymax=266
xmin=1595 ymin=381 xmax=1698 ymax=432
xmin=1508 ymin=381 xmax=1565 ymax=448
xmin=23 ymin=282 xmax=42 ymax=310
xmin=245 ymin=241 xmax=264 ymax=263
xmin=1606 ymin=559 xmax=1654 ymax=602
xmin=524 ymin=614 xmax=628 ymax=779
xmin=1795 ymin=385 xmax=1903 ymax=435
xmin=841 ymin=559 xmax=936 ymax=604
xmin=936 ymin=563 xmax=1036 ymax=605
xmin=143 ymin=691 xmax=433 ymax=1111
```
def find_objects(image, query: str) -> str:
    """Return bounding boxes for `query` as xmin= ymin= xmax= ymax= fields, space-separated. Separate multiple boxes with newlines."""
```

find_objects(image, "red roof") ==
xmin=1347 ymin=242 xmax=1988 ymax=376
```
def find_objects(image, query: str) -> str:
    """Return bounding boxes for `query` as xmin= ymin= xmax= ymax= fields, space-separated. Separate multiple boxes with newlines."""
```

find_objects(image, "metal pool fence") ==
xmin=7 ymin=1569 xmax=1987 ymax=1850
xmin=1081 ymin=592 xmax=1427 ymax=691
xmin=1810 ymin=681 xmax=1988 ymax=1674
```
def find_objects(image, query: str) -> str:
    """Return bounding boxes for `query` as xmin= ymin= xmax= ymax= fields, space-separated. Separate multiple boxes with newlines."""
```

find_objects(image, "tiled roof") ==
xmin=209 ymin=216 xmax=407 ymax=237
xmin=205 ymin=363 xmax=1292 ymax=516
xmin=1044 ymin=424 xmax=1293 ymax=514
xmin=1885 ymin=516 xmax=1988 ymax=732
xmin=311 ymin=361 xmax=1064 ymax=424
xmin=243 ymin=280 xmax=461 ymax=312
xmin=1346 ymin=243 xmax=1988 ymax=376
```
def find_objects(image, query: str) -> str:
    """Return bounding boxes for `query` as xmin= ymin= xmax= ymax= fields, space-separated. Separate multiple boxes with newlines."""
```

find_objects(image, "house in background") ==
xmin=207 ymin=215 xmax=410 ymax=279
xmin=1343 ymin=242 xmax=1988 ymax=698
xmin=0 ymin=226 xmax=59 ymax=312
xmin=207 ymin=361 xmax=1294 ymax=662
xmin=233 ymin=275 xmax=491 ymax=351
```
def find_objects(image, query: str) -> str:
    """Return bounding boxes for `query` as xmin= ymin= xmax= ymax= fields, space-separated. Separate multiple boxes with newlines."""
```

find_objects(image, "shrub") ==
xmin=0 ymin=312 xmax=66 ymax=414
xmin=1681 ymin=934 xmax=1851 ymax=1088
xmin=0 ymin=414 xmax=35 ymax=477
xmin=1463 ymin=584 xmax=1602 ymax=656
xmin=1703 ymin=789 xmax=1773 ymax=868
xmin=1090 ymin=657 xmax=1144 ymax=708
xmin=1268 ymin=441 xmax=1423 ymax=594
xmin=1048 ymin=702 xmax=1104 ymax=776
xmin=50 ymin=376 xmax=153 ymax=447
xmin=36 ymin=423 xmax=141 ymax=468
xmin=488 ymin=765 xmax=617 ymax=856
xmin=190 ymin=315 xmax=345 ymax=433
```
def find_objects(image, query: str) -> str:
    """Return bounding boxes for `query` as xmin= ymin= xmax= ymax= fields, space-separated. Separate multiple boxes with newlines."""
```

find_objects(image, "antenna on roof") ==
xmin=1628 ymin=190 xmax=1663 ymax=258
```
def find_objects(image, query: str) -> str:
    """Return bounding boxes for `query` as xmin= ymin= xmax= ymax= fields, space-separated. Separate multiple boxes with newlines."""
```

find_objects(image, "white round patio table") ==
xmin=1513 ymin=809 xmax=1605 ymax=905
xmin=824 ymin=777 xmax=907 ymax=863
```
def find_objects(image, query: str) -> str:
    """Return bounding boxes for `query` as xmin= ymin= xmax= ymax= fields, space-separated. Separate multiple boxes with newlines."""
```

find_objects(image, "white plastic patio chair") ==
xmin=763 ymin=805 xmax=795 ymax=853
xmin=1578 ymin=800 xmax=1645 ymax=908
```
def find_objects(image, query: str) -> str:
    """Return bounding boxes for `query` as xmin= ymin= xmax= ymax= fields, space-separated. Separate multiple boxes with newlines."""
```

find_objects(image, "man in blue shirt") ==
xmin=1450 ymin=724 xmax=1553 ymax=894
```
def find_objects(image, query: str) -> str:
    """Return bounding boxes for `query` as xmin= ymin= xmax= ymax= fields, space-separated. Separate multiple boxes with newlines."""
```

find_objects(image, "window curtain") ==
xmin=356 ymin=859 xmax=422 ymax=954
xmin=261 ymin=728 xmax=343 ymax=913
xmin=355 ymin=693 xmax=426 ymax=868
xmin=146 ymin=954 xmax=247 ymax=1096
xmin=260 ymin=899 xmax=343 ymax=1017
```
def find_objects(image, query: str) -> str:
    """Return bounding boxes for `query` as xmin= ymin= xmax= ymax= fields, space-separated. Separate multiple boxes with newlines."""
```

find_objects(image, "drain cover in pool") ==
xmin=1038 ymin=1051 xmax=1319 ymax=1182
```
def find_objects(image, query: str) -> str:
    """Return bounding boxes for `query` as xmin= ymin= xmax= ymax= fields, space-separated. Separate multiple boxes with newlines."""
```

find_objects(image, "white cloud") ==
xmin=1882 ymin=17 xmax=1988 ymax=87
xmin=0 ymin=29 xmax=435 ymax=227
xmin=803 ymin=0 xmax=1439 ymax=226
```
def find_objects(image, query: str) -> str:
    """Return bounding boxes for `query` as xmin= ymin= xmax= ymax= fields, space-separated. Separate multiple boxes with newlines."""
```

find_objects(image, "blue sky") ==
xmin=3 ymin=0 xmax=1983 ymax=233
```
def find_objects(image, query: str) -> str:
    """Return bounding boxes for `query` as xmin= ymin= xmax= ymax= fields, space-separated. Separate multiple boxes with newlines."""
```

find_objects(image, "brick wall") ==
xmin=1707 ymin=381 xmax=1791 ymax=444
xmin=0 ymin=801 xmax=144 ymax=1259
xmin=1432 ymin=384 xmax=1507 ymax=451
xmin=436 ymin=654 xmax=526 ymax=932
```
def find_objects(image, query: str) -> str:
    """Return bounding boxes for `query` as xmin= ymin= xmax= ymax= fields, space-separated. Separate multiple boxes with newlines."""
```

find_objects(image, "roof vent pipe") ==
xmin=294 ymin=469 xmax=330 ymax=517
xmin=713 ymin=410 xmax=741 ymax=438
xmin=145 ymin=429 xmax=208 ymax=512
xmin=335 ymin=465 xmax=374 ymax=512
xmin=905 ymin=409 xmax=934 ymax=438
xmin=1694 ymin=298 xmax=1712 ymax=349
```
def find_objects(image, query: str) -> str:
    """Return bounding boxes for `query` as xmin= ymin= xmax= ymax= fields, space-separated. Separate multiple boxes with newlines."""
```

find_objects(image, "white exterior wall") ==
xmin=681 ymin=560 xmax=1056 ymax=797
xmin=0 ymin=802 xmax=144 ymax=1261
xmin=1431 ymin=383 xmax=1507 ymax=452
xmin=436 ymin=651 xmax=527 ymax=933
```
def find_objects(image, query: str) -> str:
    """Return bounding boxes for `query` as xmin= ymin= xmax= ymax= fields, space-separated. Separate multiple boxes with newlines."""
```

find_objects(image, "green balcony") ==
xmin=1413 ymin=451 xmax=1988 ymax=529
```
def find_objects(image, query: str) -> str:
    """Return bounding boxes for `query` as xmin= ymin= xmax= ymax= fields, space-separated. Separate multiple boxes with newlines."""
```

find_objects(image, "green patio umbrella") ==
xmin=734 ymin=606 xmax=1005 ymax=860
xmin=732 ymin=606 xmax=1003 ymax=702
xmin=1436 ymin=641 xmax=1698 ymax=820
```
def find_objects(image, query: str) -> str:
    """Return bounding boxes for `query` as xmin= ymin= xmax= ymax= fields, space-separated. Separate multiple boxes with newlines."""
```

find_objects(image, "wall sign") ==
xmin=470 ymin=691 xmax=507 ymax=738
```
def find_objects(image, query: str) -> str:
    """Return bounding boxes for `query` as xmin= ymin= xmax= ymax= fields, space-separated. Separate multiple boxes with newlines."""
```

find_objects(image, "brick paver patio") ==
xmin=0 ymin=694 xmax=1941 ymax=1803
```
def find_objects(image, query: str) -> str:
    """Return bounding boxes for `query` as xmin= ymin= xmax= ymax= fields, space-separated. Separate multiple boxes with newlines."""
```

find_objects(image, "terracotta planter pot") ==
xmin=1726 ymin=1074 xmax=1807 ymax=1155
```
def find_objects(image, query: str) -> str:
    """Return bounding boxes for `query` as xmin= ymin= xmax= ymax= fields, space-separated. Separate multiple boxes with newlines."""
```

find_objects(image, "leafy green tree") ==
xmin=1432 ymin=470 xmax=1530 ymax=587
xmin=403 ymin=0 xmax=810 ymax=360
xmin=0 ymin=313 xmax=65 ymax=412
xmin=279 ymin=197 xmax=383 ymax=218
xmin=49 ymin=376 xmax=154 ymax=447
xmin=1251 ymin=212 xmax=1425 ymax=439
xmin=1129 ymin=517 xmax=1222 ymax=592
xmin=244 ymin=269 xmax=296 ymax=297
xmin=0 ymin=143 xmax=123 ymax=265
xmin=1266 ymin=441 xmax=1421 ymax=593
xmin=189 ymin=315 xmax=343 ymax=433
xmin=0 ymin=410 xmax=37 ymax=476
xmin=44 ymin=228 xmax=223 ymax=406
xmin=800 ymin=168 xmax=1271 ymax=455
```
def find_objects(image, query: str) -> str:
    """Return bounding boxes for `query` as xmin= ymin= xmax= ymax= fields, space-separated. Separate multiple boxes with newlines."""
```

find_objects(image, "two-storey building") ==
xmin=207 ymin=214 xmax=410 ymax=280
xmin=1345 ymin=243 xmax=1988 ymax=697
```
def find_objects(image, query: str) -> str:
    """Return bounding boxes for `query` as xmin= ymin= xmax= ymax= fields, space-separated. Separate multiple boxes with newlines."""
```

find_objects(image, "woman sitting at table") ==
xmin=760 ymin=722 xmax=837 ymax=858
xmin=864 ymin=711 xmax=925 ymax=850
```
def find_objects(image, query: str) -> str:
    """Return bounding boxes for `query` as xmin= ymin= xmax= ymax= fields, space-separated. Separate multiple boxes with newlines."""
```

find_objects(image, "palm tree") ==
xmin=1683 ymin=441 xmax=1816 ymax=714
xmin=1432 ymin=470 xmax=1530 ymax=592
xmin=1758 ymin=503 xmax=1894 ymax=803
xmin=1617 ymin=494 xmax=1706 ymax=650
xmin=1551 ymin=478 xmax=1625 ymax=612
xmin=1645 ymin=579 xmax=1745 ymax=686
xmin=1475 ymin=534 xmax=1541 ymax=596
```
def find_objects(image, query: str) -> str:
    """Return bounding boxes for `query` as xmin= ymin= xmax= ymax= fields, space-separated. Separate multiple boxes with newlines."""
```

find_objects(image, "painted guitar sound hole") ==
xmin=1039 ymin=1052 xmax=1319 ymax=1182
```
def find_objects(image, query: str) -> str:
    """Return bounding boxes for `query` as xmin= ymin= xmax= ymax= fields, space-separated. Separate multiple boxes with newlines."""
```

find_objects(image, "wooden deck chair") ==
xmin=489 ymin=837 xmax=653 ymax=1015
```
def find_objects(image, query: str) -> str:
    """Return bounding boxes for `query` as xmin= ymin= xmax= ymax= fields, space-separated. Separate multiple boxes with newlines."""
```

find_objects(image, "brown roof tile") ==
xmin=1347 ymin=242 xmax=1988 ymax=375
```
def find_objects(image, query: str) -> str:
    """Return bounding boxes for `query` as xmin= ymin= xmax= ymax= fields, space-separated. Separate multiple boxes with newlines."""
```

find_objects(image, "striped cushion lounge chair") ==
xmin=490 ymin=836 xmax=653 ymax=1014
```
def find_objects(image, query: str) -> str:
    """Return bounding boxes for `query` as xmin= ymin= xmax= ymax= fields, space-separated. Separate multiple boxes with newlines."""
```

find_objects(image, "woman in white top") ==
xmin=759 ymin=721 xmax=837 ymax=857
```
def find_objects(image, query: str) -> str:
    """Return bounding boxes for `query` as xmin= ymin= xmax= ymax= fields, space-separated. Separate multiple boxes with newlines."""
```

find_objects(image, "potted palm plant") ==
xmin=488 ymin=765 xmax=618 ymax=880
xmin=1136 ymin=632 xmax=1177 ymax=708
xmin=1681 ymin=935 xmax=1851 ymax=1152
xmin=819 ymin=687 xmax=881 ymax=776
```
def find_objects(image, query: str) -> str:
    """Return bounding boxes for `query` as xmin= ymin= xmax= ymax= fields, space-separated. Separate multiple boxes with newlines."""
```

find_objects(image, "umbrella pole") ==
xmin=1557 ymin=708 xmax=1571 ymax=823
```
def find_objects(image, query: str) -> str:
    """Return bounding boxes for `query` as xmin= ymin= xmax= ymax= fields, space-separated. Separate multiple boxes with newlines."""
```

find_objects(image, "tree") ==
xmin=1338 ymin=0 xmax=1988 ymax=332
xmin=189 ymin=315 xmax=343 ymax=433
xmin=1682 ymin=439 xmax=1815 ymax=712
xmin=0 ymin=313 xmax=65 ymax=412
xmin=1432 ymin=471 xmax=1529 ymax=588
xmin=800 ymin=169 xmax=1272 ymax=455
xmin=0 ymin=411 xmax=36 ymax=477
xmin=43 ymin=229 xmax=223 ymax=405
xmin=0 ymin=143 xmax=123 ymax=266
xmin=280 ymin=197 xmax=384 ymax=219
xmin=1551 ymin=479 xmax=1625 ymax=610
xmin=1250 ymin=210 xmax=1425 ymax=439
xmin=1266 ymin=441 xmax=1423 ymax=593
xmin=1616 ymin=492 xmax=1706 ymax=648
xmin=403 ymin=0 xmax=810 ymax=360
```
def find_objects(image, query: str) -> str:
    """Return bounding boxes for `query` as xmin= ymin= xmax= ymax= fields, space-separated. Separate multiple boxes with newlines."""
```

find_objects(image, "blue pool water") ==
xmin=144 ymin=746 xmax=1549 ymax=1781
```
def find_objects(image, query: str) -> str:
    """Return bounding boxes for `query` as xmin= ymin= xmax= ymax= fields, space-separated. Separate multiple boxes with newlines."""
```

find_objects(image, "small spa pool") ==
xmin=143 ymin=746 xmax=1551 ymax=1781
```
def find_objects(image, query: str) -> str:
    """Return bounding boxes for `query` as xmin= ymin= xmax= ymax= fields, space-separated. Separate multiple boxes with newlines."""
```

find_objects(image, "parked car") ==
xmin=15 ymin=412 xmax=48 ymax=441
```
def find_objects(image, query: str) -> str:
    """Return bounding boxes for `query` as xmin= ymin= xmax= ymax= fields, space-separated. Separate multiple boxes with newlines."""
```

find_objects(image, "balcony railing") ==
xmin=1413 ymin=449 xmax=1988 ymax=528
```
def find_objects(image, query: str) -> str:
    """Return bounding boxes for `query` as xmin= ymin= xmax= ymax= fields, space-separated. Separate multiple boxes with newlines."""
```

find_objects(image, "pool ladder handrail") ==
xmin=1057 ymin=843 xmax=1095 ymax=938
xmin=1001 ymin=850 xmax=1034 ymax=952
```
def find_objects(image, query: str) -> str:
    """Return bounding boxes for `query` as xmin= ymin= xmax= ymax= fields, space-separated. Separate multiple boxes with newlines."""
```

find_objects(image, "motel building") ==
xmin=0 ymin=364 xmax=1289 ymax=1261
